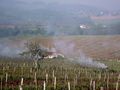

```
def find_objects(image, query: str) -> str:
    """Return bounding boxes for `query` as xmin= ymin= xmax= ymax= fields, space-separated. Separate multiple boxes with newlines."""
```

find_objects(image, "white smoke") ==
xmin=76 ymin=52 xmax=107 ymax=69
xmin=54 ymin=39 xmax=108 ymax=69
xmin=0 ymin=39 xmax=25 ymax=57
xmin=0 ymin=45 xmax=23 ymax=57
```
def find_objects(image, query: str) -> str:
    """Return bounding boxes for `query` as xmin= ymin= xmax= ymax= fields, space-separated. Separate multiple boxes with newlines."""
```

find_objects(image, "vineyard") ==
xmin=0 ymin=0 xmax=120 ymax=90
xmin=0 ymin=57 xmax=120 ymax=90
xmin=0 ymin=35 xmax=120 ymax=90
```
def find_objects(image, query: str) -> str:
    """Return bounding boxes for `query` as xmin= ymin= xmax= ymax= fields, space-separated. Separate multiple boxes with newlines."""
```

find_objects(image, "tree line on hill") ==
xmin=0 ymin=22 xmax=120 ymax=38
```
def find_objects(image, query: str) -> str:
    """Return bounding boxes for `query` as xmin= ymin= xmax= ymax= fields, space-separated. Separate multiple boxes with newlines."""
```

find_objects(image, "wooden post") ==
xmin=34 ymin=60 xmax=38 ymax=69
xmin=90 ymin=79 xmax=92 ymax=90
xmin=21 ymin=78 xmax=24 ymax=86
xmin=19 ymin=85 xmax=23 ymax=90
xmin=104 ymin=73 xmax=106 ymax=82
xmin=43 ymin=81 xmax=46 ymax=90
xmin=34 ymin=72 xmax=37 ymax=83
xmin=5 ymin=72 xmax=8 ymax=84
xmin=117 ymin=74 xmax=120 ymax=81
xmin=34 ymin=72 xmax=37 ymax=89
xmin=52 ymin=70 xmax=55 ymax=78
xmin=93 ymin=81 xmax=95 ymax=90
xmin=75 ymin=74 xmax=78 ymax=85
xmin=68 ymin=82 xmax=70 ymax=90
xmin=65 ymin=74 xmax=68 ymax=83
xmin=54 ymin=77 xmax=56 ymax=90
xmin=30 ymin=68 xmax=32 ymax=73
xmin=106 ymin=74 xmax=109 ymax=90
xmin=2 ymin=67 xmax=5 ymax=74
xmin=116 ymin=82 xmax=119 ymax=90
xmin=100 ymin=87 xmax=104 ymax=90
xmin=46 ymin=73 xmax=48 ymax=83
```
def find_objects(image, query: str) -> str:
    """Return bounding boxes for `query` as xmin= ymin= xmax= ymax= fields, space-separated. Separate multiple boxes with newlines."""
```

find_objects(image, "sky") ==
xmin=1 ymin=0 xmax=120 ymax=11
xmin=50 ymin=0 xmax=120 ymax=11
xmin=74 ymin=0 xmax=120 ymax=11
xmin=20 ymin=0 xmax=120 ymax=11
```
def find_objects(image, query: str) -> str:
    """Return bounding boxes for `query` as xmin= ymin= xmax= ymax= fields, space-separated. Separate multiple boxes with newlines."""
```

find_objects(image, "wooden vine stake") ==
xmin=46 ymin=73 xmax=48 ymax=83
xmin=52 ymin=70 xmax=55 ymax=78
xmin=68 ymin=82 xmax=70 ymax=90
xmin=5 ymin=72 xmax=8 ymax=86
xmin=54 ymin=77 xmax=56 ymax=89
xmin=43 ymin=81 xmax=46 ymax=90
xmin=90 ymin=79 xmax=93 ymax=90
xmin=34 ymin=72 xmax=37 ymax=89
xmin=34 ymin=72 xmax=37 ymax=83
xmin=21 ymin=77 xmax=24 ymax=86
xmin=116 ymin=82 xmax=119 ymax=90
xmin=106 ymin=74 xmax=109 ymax=90
xmin=19 ymin=85 xmax=23 ymax=90
xmin=100 ymin=87 xmax=104 ymax=90
xmin=93 ymin=81 xmax=96 ymax=90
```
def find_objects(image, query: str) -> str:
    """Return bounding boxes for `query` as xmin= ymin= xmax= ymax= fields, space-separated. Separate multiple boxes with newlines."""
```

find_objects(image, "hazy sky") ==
xmin=20 ymin=0 xmax=120 ymax=11
xmin=75 ymin=0 xmax=120 ymax=11
xmin=1 ymin=0 xmax=120 ymax=11
xmin=47 ymin=0 xmax=120 ymax=11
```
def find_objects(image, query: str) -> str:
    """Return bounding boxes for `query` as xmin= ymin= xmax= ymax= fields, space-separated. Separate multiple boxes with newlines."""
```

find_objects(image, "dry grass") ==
xmin=1 ymin=35 xmax=120 ymax=60
xmin=28 ymin=35 xmax=120 ymax=60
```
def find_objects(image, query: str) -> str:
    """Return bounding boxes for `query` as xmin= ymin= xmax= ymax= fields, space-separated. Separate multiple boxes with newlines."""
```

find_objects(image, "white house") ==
xmin=44 ymin=52 xmax=65 ymax=59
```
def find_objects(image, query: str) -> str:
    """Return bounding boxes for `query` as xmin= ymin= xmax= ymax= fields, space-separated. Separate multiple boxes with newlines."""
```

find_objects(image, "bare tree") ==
xmin=21 ymin=41 xmax=49 ymax=59
xmin=20 ymin=41 xmax=49 ymax=69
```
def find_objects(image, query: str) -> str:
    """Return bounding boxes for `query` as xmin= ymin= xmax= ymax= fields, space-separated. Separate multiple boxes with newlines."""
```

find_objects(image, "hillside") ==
xmin=0 ymin=0 xmax=120 ymax=37
xmin=0 ymin=22 xmax=120 ymax=38
xmin=0 ymin=35 xmax=120 ymax=60
xmin=29 ymin=35 xmax=120 ymax=60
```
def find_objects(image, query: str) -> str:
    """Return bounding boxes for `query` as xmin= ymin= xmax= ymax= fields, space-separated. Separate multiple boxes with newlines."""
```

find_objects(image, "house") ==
xmin=44 ymin=52 xmax=65 ymax=59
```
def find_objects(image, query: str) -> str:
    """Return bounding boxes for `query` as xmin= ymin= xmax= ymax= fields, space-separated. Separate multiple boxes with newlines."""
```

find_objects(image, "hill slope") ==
xmin=0 ymin=35 xmax=120 ymax=60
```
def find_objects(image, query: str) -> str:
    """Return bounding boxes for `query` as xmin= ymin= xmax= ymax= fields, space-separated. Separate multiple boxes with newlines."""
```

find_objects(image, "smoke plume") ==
xmin=54 ymin=39 xmax=107 ymax=69
xmin=0 ymin=39 xmax=24 ymax=57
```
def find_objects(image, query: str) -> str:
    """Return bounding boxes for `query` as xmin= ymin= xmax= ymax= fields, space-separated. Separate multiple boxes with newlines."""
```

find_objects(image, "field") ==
xmin=0 ymin=57 xmax=120 ymax=90
xmin=20 ymin=35 xmax=120 ymax=59
xmin=1 ymin=35 xmax=120 ymax=59
xmin=0 ymin=35 xmax=120 ymax=90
